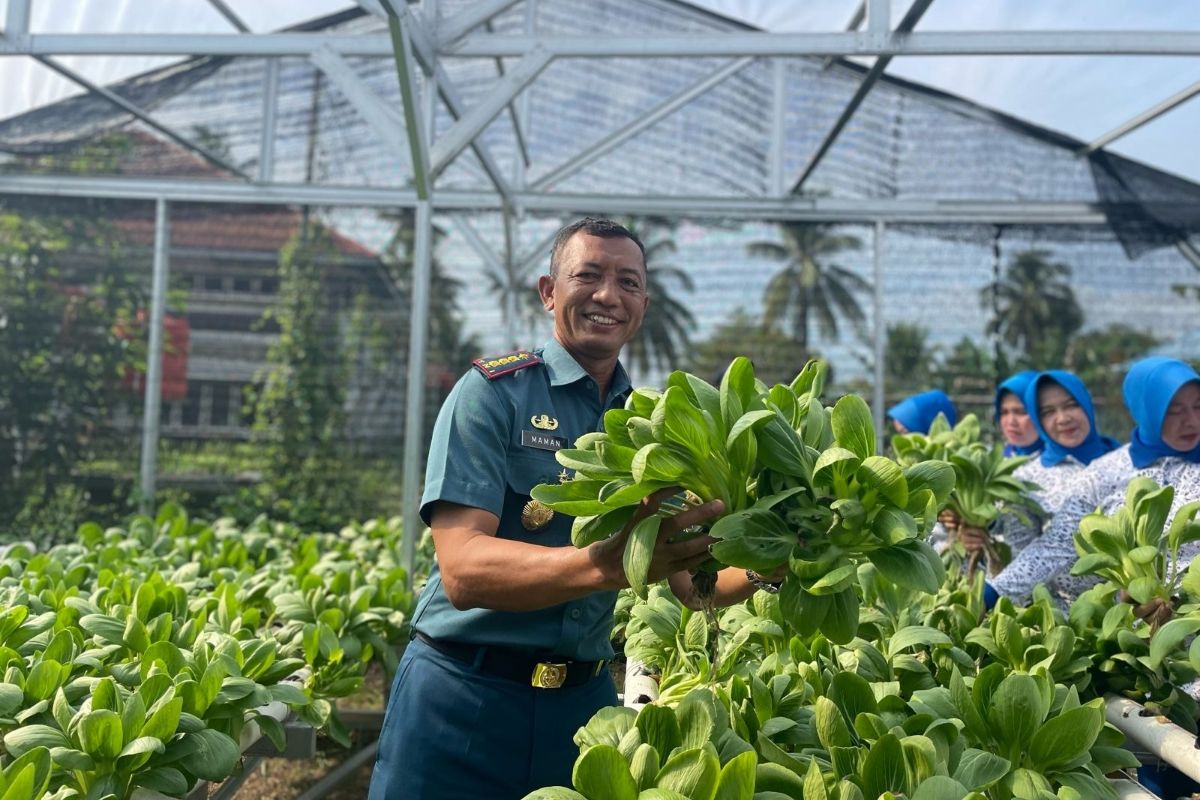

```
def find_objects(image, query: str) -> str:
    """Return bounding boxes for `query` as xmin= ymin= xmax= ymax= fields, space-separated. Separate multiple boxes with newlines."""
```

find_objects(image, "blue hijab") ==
xmin=1024 ymin=370 xmax=1119 ymax=467
xmin=889 ymin=389 xmax=957 ymax=434
xmin=1123 ymin=357 xmax=1200 ymax=469
xmin=994 ymin=370 xmax=1044 ymax=457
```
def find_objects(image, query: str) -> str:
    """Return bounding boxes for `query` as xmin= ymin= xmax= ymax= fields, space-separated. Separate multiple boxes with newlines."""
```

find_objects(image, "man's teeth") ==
xmin=586 ymin=314 xmax=619 ymax=325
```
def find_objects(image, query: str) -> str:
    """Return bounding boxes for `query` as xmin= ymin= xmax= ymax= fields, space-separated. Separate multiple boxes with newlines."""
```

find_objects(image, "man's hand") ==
xmin=750 ymin=564 xmax=789 ymax=584
xmin=591 ymin=487 xmax=723 ymax=590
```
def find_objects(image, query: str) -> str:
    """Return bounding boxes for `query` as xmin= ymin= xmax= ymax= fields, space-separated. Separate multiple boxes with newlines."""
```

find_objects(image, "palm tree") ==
xmin=377 ymin=208 xmax=480 ymax=401
xmin=618 ymin=217 xmax=696 ymax=376
xmin=885 ymin=323 xmax=935 ymax=394
xmin=687 ymin=308 xmax=806 ymax=388
xmin=748 ymin=222 xmax=868 ymax=353
xmin=979 ymin=249 xmax=1083 ymax=364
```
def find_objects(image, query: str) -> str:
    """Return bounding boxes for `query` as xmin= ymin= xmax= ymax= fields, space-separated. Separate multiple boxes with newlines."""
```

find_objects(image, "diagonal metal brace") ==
xmin=404 ymin=8 xmax=514 ymax=200
xmin=34 ymin=55 xmax=252 ymax=180
xmin=428 ymin=49 xmax=551 ymax=178
xmin=384 ymin=4 xmax=431 ymax=199
xmin=791 ymin=0 xmax=935 ymax=193
xmin=437 ymin=0 xmax=525 ymax=47
xmin=532 ymin=57 xmax=754 ymax=190
xmin=310 ymin=46 xmax=408 ymax=153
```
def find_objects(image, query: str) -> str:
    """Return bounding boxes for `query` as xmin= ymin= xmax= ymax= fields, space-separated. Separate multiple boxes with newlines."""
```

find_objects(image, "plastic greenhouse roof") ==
xmin=1 ymin=0 xmax=1198 ymax=257
xmin=1 ymin=0 xmax=1198 ymax=184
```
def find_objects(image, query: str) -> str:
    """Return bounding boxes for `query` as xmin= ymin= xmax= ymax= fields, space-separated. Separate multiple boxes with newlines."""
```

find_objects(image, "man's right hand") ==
xmin=938 ymin=508 xmax=961 ymax=533
xmin=591 ymin=487 xmax=723 ymax=589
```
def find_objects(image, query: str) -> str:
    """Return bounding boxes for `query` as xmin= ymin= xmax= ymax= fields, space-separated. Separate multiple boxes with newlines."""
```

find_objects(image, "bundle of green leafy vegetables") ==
xmin=892 ymin=414 xmax=1043 ymax=576
xmin=531 ymin=358 xmax=952 ymax=644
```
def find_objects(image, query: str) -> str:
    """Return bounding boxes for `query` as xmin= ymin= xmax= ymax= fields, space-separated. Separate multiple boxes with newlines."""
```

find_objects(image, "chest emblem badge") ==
xmin=530 ymin=414 xmax=559 ymax=431
xmin=521 ymin=500 xmax=554 ymax=531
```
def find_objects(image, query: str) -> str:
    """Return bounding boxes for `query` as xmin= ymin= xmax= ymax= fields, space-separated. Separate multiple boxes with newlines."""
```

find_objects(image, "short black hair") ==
xmin=549 ymin=217 xmax=645 ymax=276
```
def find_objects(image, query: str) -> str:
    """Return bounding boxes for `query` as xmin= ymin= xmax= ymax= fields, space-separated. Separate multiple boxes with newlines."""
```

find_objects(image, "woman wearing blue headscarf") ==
xmin=989 ymin=359 xmax=1199 ymax=605
xmin=944 ymin=371 xmax=1047 ymax=567
xmin=888 ymin=389 xmax=957 ymax=435
xmin=1025 ymin=370 xmax=1120 ymax=469
xmin=995 ymin=370 xmax=1042 ymax=457
xmin=956 ymin=371 xmax=1115 ymax=573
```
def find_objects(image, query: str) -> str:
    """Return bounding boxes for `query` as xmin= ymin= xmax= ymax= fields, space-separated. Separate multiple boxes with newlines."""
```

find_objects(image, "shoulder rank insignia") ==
xmin=473 ymin=350 xmax=541 ymax=380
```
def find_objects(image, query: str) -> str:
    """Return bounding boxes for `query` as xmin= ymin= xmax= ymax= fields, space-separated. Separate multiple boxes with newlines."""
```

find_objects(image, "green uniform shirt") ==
xmin=412 ymin=339 xmax=632 ymax=661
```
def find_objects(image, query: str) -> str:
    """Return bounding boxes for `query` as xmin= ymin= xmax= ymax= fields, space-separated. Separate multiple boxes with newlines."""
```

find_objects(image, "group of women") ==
xmin=889 ymin=357 xmax=1200 ymax=607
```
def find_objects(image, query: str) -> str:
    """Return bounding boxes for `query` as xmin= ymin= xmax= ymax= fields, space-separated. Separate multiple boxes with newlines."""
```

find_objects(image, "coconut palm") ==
xmin=885 ymin=322 xmax=936 ymax=394
xmin=618 ymin=217 xmax=696 ymax=376
xmin=980 ymin=249 xmax=1083 ymax=364
xmin=749 ymin=222 xmax=868 ymax=353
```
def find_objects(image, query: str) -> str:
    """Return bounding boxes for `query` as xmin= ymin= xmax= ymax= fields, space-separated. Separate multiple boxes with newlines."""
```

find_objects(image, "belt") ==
xmin=414 ymin=631 xmax=606 ymax=689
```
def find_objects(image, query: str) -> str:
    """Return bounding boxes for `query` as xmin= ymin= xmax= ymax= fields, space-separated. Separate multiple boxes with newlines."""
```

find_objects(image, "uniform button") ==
xmin=569 ymin=608 xmax=581 ymax=620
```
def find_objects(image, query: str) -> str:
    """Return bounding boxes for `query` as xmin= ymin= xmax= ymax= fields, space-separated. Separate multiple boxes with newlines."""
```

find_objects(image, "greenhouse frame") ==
xmin=4 ymin=0 xmax=1198 ymax=574
xmin=3 ymin=1 xmax=1200 ymax=799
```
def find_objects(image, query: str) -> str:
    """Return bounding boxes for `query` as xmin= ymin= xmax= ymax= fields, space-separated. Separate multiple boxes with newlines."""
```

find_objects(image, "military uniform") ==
xmin=368 ymin=339 xmax=632 ymax=800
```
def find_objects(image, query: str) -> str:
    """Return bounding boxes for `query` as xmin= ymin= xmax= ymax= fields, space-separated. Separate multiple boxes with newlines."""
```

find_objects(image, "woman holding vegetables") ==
xmin=988 ymin=358 xmax=1200 ymax=605
xmin=952 ymin=371 xmax=1115 ymax=571
xmin=936 ymin=371 xmax=1040 ymax=558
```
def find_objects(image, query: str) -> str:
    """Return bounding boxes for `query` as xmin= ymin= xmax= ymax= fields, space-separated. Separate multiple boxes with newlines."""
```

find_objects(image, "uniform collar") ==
xmin=539 ymin=339 xmax=631 ymax=398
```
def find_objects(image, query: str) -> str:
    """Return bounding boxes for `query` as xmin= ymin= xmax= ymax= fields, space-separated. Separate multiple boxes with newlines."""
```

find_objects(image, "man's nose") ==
xmin=591 ymin=275 xmax=620 ymax=303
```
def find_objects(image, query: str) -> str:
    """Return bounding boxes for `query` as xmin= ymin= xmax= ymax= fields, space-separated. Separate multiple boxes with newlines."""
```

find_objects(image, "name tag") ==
xmin=522 ymin=430 xmax=567 ymax=451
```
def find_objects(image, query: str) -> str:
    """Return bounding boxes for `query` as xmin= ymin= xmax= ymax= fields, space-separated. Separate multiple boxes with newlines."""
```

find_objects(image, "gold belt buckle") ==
xmin=532 ymin=662 xmax=567 ymax=689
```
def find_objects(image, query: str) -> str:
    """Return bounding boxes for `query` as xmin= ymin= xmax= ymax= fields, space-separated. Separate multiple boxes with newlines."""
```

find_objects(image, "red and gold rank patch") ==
xmin=472 ymin=350 xmax=542 ymax=380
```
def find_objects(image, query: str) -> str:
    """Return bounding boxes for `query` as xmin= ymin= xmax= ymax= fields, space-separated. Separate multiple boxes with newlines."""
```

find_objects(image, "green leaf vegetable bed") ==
xmin=526 ymin=361 xmax=1200 ymax=800
xmin=0 ymin=507 xmax=413 ymax=800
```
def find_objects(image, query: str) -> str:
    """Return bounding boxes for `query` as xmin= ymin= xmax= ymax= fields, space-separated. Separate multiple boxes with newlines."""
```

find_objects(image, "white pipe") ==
xmin=623 ymin=659 xmax=659 ymax=711
xmin=1112 ymin=778 xmax=1163 ymax=799
xmin=1105 ymin=694 xmax=1200 ymax=784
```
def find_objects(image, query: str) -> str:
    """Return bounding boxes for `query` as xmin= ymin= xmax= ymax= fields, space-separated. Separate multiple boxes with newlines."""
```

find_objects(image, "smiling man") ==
xmin=367 ymin=218 xmax=769 ymax=800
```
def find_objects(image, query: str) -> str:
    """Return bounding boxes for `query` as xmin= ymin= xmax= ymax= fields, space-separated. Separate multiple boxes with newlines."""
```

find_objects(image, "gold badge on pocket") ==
xmin=521 ymin=499 xmax=554 ymax=531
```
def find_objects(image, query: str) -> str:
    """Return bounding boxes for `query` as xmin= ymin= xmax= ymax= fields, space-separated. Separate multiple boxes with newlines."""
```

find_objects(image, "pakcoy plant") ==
xmin=963 ymin=593 xmax=1092 ymax=693
xmin=892 ymin=414 xmax=1042 ymax=576
xmin=531 ymin=358 xmax=953 ymax=644
xmin=1068 ymin=582 xmax=1200 ymax=731
xmin=521 ymin=688 xmax=758 ymax=800
xmin=1071 ymin=476 xmax=1200 ymax=628
xmin=906 ymin=666 xmax=1139 ymax=800
xmin=0 ymin=503 xmax=416 ymax=798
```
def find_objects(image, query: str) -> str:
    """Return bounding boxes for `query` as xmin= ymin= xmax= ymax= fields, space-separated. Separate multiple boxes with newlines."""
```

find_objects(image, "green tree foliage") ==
xmin=686 ymin=308 xmax=808 ymax=388
xmin=380 ymin=209 xmax=479 ymax=374
xmin=240 ymin=223 xmax=356 ymax=528
xmin=0 ymin=204 xmax=145 ymax=535
xmin=884 ymin=323 xmax=936 ymax=396
xmin=1064 ymin=323 xmax=1159 ymax=436
xmin=749 ymin=222 xmax=868 ymax=352
xmin=980 ymin=249 xmax=1083 ymax=365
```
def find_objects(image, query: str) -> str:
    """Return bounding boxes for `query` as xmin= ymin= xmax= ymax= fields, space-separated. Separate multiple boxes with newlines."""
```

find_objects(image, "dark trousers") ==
xmin=367 ymin=636 xmax=618 ymax=800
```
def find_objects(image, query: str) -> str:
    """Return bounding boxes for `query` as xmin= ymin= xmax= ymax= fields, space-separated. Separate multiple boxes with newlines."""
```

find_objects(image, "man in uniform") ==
xmin=368 ymin=217 xmax=775 ymax=800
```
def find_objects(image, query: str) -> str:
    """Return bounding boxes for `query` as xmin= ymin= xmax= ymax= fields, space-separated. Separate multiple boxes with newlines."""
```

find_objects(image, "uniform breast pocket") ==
xmin=503 ymin=452 xmax=569 ymax=543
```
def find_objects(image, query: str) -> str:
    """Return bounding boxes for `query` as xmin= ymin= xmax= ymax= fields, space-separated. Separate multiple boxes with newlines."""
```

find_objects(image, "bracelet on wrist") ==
xmin=746 ymin=569 xmax=782 ymax=594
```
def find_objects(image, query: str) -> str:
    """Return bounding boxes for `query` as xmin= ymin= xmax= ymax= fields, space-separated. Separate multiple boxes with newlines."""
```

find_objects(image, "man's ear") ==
xmin=537 ymin=273 xmax=555 ymax=311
